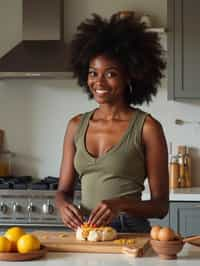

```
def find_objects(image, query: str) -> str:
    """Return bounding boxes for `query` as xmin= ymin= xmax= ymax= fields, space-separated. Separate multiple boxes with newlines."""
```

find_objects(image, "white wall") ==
xmin=1 ymin=78 xmax=200 ymax=186
xmin=1 ymin=0 xmax=200 ymax=186
xmin=0 ymin=79 xmax=96 ymax=178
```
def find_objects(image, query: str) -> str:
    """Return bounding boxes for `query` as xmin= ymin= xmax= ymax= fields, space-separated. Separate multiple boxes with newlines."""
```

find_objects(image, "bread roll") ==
xmin=101 ymin=227 xmax=117 ymax=241
xmin=87 ymin=230 xmax=101 ymax=241
xmin=76 ymin=223 xmax=117 ymax=242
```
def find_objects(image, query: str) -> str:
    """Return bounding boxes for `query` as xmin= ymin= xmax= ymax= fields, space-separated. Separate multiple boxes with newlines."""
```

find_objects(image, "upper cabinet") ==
xmin=168 ymin=0 xmax=200 ymax=99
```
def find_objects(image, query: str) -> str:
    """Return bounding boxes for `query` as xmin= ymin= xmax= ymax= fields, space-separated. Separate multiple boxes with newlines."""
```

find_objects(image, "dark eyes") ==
xmin=88 ymin=70 xmax=117 ymax=79
xmin=88 ymin=70 xmax=97 ymax=77
xmin=106 ymin=72 xmax=115 ymax=78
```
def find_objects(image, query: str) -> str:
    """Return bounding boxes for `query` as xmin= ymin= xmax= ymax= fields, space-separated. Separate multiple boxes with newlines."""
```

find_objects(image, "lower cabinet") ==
xmin=170 ymin=202 xmax=200 ymax=237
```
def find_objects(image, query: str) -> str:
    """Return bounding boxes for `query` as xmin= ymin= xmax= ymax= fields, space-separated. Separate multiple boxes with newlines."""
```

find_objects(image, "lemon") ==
xmin=0 ymin=236 xmax=12 ymax=252
xmin=17 ymin=234 xmax=40 ymax=254
xmin=4 ymin=227 xmax=25 ymax=251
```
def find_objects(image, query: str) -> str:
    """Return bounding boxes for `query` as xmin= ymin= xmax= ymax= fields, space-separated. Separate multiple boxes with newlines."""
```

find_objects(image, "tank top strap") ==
xmin=74 ymin=110 xmax=94 ymax=145
xmin=128 ymin=108 xmax=149 ymax=159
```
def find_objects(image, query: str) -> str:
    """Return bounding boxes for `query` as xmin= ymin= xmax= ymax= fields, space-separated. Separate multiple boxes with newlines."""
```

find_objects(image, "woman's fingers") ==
xmin=69 ymin=205 xmax=83 ymax=223
xmin=66 ymin=205 xmax=83 ymax=224
xmin=63 ymin=217 xmax=77 ymax=230
xmin=89 ymin=202 xmax=114 ymax=226
xmin=63 ymin=214 xmax=80 ymax=229
xmin=104 ymin=214 xmax=114 ymax=226
xmin=95 ymin=209 xmax=112 ymax=226
xmin=61 ymin=203 xmax=83 ymax=229
xmin=88 ymin=205 xmax=99 ymax=224
xmin=66 ymin=210 xmax=82 ymax=227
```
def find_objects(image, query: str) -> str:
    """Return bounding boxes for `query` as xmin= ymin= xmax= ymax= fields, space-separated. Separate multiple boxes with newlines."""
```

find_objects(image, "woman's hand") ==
xmin=88 ymin=199 xmax=120 ymax=227
xmin=59 ymin=201 xmax=83 ymax=230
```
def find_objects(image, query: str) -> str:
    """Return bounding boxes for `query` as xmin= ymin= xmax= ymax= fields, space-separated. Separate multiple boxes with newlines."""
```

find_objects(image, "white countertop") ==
xmin=1 ymin=243 xmax=200 ymax=266
xmin=142 ymin=187 xmax=200 ymax=201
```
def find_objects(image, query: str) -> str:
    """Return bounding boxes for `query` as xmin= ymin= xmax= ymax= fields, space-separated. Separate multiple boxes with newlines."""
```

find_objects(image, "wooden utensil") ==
xmin=0 ymin=245 xmax=47 ymax=261
xmin=32 ymin=230 xmax=150 ymax=256
xmin=182 ymin=235 xmax=200 ymax=246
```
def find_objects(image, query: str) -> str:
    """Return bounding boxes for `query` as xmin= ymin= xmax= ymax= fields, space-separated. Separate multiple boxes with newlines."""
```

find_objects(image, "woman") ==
xmin=56 ymin=13 xmax=168 ymax=233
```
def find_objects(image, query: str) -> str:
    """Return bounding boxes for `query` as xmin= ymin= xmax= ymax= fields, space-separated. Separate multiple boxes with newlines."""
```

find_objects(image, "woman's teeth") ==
xmin=96 ymin=89 xmax=108 ymax=94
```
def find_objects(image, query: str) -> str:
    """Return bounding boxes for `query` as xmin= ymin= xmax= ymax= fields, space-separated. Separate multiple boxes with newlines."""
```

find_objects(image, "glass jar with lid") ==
xmin=0 ymin=129 xmax=4 ymax=150
xmin=0 ymin=150 xmax=13 ymax=177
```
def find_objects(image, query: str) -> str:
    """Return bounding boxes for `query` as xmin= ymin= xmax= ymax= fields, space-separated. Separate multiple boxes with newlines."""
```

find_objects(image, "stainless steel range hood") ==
xmin=0 ymin=0 xmax=72 ymax=79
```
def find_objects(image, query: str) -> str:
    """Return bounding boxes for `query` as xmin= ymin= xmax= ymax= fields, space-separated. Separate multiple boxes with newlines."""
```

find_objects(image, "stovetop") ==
xmin=0 ymin=176 xmax=62 ymax=227
xmin=0 ymin=176 xmax=80 ymax=228
xmin=0 ymin=176 xmax=58 ymax=190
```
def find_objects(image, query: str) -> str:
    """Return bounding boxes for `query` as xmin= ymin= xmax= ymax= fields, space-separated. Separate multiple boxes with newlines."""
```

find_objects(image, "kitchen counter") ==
xmin=142 ymin=187 xmax=200 ymax=201
xmin=1 ymin=243 xmax=200 ymax=266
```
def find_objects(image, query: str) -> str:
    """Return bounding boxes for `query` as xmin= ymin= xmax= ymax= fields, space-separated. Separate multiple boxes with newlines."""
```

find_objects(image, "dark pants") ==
xmin=109 ymin=213 xmax=151 ymax=233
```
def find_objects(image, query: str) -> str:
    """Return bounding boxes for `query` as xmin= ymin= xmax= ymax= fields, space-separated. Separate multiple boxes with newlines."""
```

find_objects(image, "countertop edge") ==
xmin=142 ymin=187 xmax=200 ymax=201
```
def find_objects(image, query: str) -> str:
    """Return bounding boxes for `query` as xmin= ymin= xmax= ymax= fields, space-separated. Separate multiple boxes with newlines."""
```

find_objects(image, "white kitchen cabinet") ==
xmin=168 ymin=0 xmax=200 ymax=99
xmin=170 ymin=202 xmax=200 ymax=237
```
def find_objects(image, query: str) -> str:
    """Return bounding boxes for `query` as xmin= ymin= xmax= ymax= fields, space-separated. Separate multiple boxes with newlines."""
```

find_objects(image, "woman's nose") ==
xmin=96 ymin=73 xmax=106 ymax=83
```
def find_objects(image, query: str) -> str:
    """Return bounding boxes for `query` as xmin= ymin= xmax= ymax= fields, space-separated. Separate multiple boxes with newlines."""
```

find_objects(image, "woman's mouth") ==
xmin=95 ymin=89 xmax=109 ymax=95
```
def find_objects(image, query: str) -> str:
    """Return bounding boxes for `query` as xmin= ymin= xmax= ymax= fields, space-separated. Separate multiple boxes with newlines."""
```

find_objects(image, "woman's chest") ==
xmin=85 ymin=120 xmax=130 ymax=157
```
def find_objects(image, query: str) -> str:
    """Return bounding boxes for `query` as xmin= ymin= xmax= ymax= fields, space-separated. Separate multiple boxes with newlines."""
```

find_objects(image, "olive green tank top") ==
xmin=74 ymin=108 xmax=148 ymax=215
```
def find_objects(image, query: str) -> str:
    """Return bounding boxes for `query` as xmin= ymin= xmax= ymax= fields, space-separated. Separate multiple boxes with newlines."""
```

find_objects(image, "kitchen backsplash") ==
xmin=1 ymin=78 xmax=200 ymax=186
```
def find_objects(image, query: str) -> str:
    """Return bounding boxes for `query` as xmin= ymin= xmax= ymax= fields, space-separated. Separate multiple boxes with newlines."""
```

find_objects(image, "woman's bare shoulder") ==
xmin=65 ymin=113 xmax=83 ymax=136
xmin=144 ymin=114 xmax=163 ymax=131
xmin=142 ymin=114 xmax=165 ymax=143
xmin=70 ymin=113 xmax=83 ymax=125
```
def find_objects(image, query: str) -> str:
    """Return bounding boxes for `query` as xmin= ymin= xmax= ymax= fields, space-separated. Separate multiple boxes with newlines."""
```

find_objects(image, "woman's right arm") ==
xmin=55 ymin=115 xmax=83 ymax=230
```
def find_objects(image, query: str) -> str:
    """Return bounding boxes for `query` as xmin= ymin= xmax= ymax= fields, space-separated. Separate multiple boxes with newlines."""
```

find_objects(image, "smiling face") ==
xmin=87 ymin=55 xmax=128 ymax=105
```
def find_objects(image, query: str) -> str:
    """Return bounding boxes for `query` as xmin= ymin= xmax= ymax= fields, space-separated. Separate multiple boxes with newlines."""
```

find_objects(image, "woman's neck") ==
xmin=95 ymin=104 xmax=134 ymax=120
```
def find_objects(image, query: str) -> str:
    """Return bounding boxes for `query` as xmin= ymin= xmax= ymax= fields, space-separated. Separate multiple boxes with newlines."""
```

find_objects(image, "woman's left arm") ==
xmin=129 ymin=115 xmax=169 ymax=217
xmin=88 ymin=116 xmax=169 ymax=226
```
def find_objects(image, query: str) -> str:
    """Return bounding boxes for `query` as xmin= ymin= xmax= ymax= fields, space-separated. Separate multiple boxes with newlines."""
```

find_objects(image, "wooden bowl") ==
xmin=150 ymin=239 xmax=184 ymax=260
xmin=0 ymin=245 xmax=47 ymax=261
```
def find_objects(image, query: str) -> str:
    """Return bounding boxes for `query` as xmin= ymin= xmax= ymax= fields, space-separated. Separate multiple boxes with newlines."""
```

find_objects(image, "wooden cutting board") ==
xmin=32 ymin=230 xmax=150 ymax=256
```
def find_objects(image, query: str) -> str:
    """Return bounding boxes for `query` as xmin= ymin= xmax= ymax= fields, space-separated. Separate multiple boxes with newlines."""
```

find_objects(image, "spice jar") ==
xmin=0 ymin=151 xmax=12 ymax=176
xmin=169 ymin=156 xmax=179 ymax=189
xmin=177 ymin=145 xmax=192 ymax=188
xmin=0 ymin=129 xmax=4 ymax=150
xmin=178 ymin=154 xmax=185 ymax=188
xmin=184 ymin=147 xmax=192 ymax=187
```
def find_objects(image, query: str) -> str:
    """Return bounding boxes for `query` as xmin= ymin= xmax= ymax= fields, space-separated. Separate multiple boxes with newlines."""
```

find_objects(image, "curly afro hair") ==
xmin=70 ymin=13 xmax=166 ymax=105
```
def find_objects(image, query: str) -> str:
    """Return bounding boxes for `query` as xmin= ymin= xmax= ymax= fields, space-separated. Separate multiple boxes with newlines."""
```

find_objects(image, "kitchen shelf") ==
xmin=146 ymin=27 xmax=166 ymax=33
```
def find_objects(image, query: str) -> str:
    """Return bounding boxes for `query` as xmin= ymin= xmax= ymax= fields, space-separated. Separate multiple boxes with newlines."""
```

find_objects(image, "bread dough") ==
xmin=76 ymin=224 xmax=117 ymax=242
xmin=87 ymin=230 xmax=102 ymax=241
xmin=76 ymin=227 xmax=87 ymax=240
xmin=101 ymin=227 xmax=117 ymax=241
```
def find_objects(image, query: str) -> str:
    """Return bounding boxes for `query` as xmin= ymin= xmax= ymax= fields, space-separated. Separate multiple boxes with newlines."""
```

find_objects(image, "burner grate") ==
xmin=0 ymin=176 xmax=58 ymax=190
